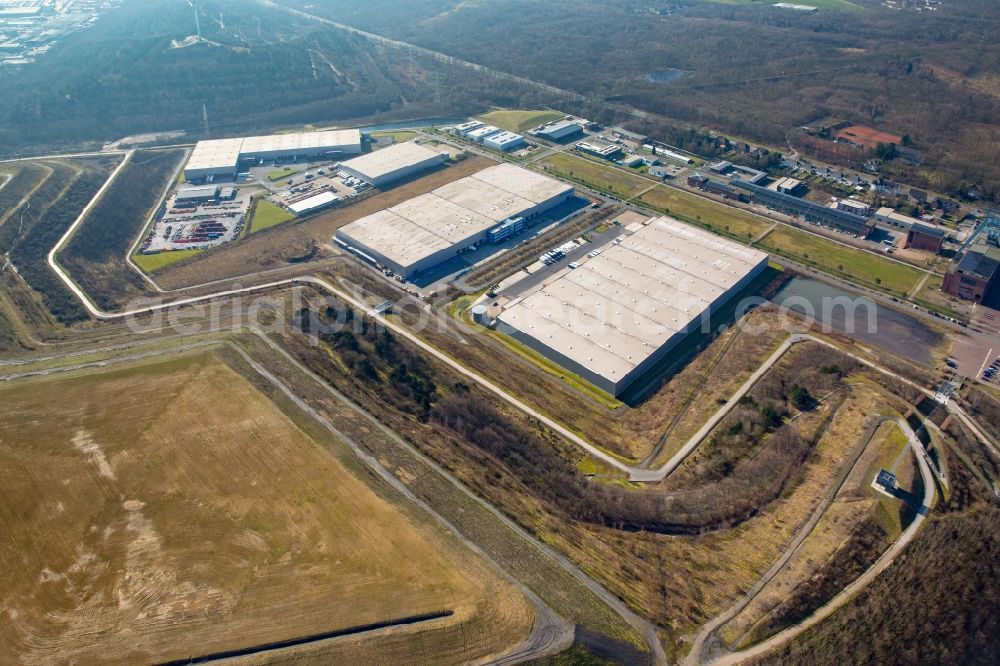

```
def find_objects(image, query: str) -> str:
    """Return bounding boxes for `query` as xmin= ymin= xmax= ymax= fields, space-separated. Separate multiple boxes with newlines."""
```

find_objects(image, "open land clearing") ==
xmin=248 ymin=199 xmax=295 ymax=235
xmin=0 ymin=350 xmax=532 ymax=665
xmin=151 ymin=155 xmax=494 ymax=289
xmin=476 ymin=109 xmax=566 ymax=133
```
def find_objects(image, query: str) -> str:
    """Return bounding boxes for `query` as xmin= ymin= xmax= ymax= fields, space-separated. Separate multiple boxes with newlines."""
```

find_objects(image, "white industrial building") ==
xmin=874 ymin=206 xmax=923 ymax=228
xmin=483 ymin=131 xmax=526 ymax=152
xmin=336 ymin=163 xmax=574 ymax=278
xmin=450 ymin=120 xmax=485 ymax=136
xmin=288 ymin=191 xmax=339 ymax=216
xmin=466 ymin=125 xmax=503 ymax=143
xmin=837 ymin=199 xmax=871 ymax=216
xmin=183 ymin=129 xmax=363 ymax=181
xmin=337 ymin=141 xmax=448 ymax=187
xmin=497 ymin=217 xmax=769 ymax=396
xmin=532 ymin=119 xmax=583 ymax=141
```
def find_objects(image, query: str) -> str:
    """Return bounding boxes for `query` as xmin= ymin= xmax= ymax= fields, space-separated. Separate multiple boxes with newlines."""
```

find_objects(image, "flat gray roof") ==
xmin=469 ymin=162 xmax=574 ymax=205
xmin=432 ymin=178 xmax=534 ymax=222
xmin=185 ymin=138 xmax=243 ymax=173
xmin=339 ymin=141 xmax=444 ymax=182
xmin=339 ymin=164 xmax=572 ymax=273
xmin=498 ymin=217 xmax=769 ymax=385
xmin=185 ymin=129 xmax=362 ymax=174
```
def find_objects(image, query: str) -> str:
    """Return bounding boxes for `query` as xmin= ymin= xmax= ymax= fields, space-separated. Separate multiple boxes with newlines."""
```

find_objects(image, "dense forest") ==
xmin=278 ymin=0 xmax=1000 ymax=200
xmin=758 ymin=508 xmax=1000 ymax=666
xmin=0 ymin=0 xmax=545 ymax=157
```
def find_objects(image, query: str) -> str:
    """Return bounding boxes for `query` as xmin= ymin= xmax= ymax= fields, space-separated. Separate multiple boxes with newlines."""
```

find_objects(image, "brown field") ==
xmin=833 ymin=125 xmax=904 ymax=150
xmin=716 ymin=406 xmax=906 ymax=649
xmin=0 ymin=351 xmax=532 ymax=665
xmin=153 ymin=156 xmax=495 ymax=290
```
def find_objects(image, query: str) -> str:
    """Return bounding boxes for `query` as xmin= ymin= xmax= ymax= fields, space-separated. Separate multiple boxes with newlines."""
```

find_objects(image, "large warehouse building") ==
xmin=183 ymin=129 xmax=363 ymax=181
xmin=337 ymin=141 xmax=448 ymax=187
xmin=497 ymin=217 xmax=769 ymax=396
xmin=336 ymin=164 xmax=574 ymax=277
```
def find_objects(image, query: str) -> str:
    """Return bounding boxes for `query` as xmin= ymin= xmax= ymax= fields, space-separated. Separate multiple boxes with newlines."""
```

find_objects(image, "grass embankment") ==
xmin=371 ymin=130 xmax=417 ymax=142
xmin=267 ymin=167 xmax=301 ymax=182
xmin=539 ymin=152 xmax=926 ymax=297
xmin=60 ymin=149 xmax=185 ymax=310
xmin=249 ymin=199 xmax=294 ymax=234
xmin=540 ymin=153 xmax=649 ymax=199
xmin=132 ymin=248 xmax=203 ymax=273
xmin=477 ymin=109 xmax=566 ymax=133
xmin=758 ymin=227 xmax=923 ymax=296
xmin=0 ymin=350 xmax=533 ymax=665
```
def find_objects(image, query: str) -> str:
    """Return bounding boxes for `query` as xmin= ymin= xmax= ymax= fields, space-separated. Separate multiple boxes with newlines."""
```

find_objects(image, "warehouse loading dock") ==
xmin=496 ymin=216 xmax=769 ymax=396
xmin=335 ymin=164 xmax=574 ymax=278
xmin=183 ymin=129 xmax=363 ymax=181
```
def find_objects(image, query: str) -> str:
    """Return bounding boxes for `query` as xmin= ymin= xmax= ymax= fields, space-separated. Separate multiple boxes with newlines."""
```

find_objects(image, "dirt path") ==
xmin=702 ymin=418 xmax=936 ymax=665
xmin=684 ymin=416 xmax=899 ymax=665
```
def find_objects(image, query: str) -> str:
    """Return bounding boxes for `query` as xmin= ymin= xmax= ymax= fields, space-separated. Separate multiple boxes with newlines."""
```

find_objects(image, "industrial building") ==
xmin=450 ymin=120 xmax=485 ymax=136
xmin=944 ymin=246 xmax=999 ymax=301
xmin=336 ymin=164 xmax=574 ymax=278
xmin=532 ymin=119 xmax=583 ymax=142
xmin=483 ymin=131 xmax=526 ymax=152
xmin=576 ymin=139 xmax=622 ymax=159
xmin=837 ymin=199 xmax=871 ymax=217
xmin=496 ymin=216 xmax=769 ymax=396
xmin=288 ymin=191 xmax=339 ymax=216
xmin=183 ymin=129 xmax=363 ymax=181
xmin=466 ymin=125 xmax=503 ymax=143
xmin=175 ymin=185 xmax=221 ymax=204
xmin=337 ymin=141 xmax=448 ymax=188
xmin=610 ymin=127 xmax=648 ymax=144
xmin=774 ymin=177 xmax=806 ymax=196
xmin=874 ymin=206 xmax=924 ymax=228
xmin=732 ymin=180 xmax=873 ymax=237
xmin=905 ymin=223 xmax=946 ymax=253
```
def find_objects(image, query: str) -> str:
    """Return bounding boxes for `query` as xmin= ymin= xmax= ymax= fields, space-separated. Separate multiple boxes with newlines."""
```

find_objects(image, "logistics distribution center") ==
xmin=336 ymin=164 xmax=573 ymax=277
xmin=337 ymin=141 xmax=448 ymax=187
xmin=183 ymin=129 xmax=364 ymax=181
xmin=497 ymin=217 xmax=769 ymax=396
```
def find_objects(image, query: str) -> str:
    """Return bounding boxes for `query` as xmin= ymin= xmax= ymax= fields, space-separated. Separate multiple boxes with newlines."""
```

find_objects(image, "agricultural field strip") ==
xmin=684 ymin=416 xmax=906 ymax=665
xmin=0 ymin=338 xmax=568 ymax=664
xmin=706 ymin=417 xmax=936 ymax=666
xmin=248 ymin=331 xmax=665 ymax=663
xmin=226 ymin=342 xmax=575 ymax=664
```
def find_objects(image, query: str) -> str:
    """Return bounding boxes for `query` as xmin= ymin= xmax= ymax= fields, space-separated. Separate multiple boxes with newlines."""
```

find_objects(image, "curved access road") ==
xmin=700 ymin=417 xmax=936 ymax=666
xmin=684 ymin=413 xmax=891 ymax=665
